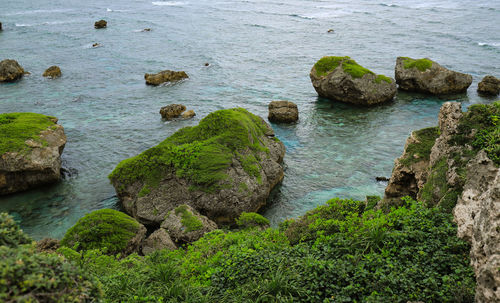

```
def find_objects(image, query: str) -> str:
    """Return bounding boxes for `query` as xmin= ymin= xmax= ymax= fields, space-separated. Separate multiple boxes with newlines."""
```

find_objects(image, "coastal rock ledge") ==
xmin=310 ymin=56 xmax=396 ymax=105
xmin=395 ymin=57 xmax=472 ymax=94
xmin=0 ymin=113 xmax=66 ymax=195
xmin=109 ymin=108 xmax=285 ymax=225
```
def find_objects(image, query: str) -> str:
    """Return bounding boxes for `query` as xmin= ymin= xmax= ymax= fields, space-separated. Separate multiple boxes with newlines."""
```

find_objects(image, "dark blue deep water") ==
xmin=1 ymin=0 xmax=499 ymax=239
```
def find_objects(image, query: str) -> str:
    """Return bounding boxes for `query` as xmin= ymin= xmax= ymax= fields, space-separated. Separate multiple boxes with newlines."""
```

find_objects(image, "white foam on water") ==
xmin=478 ymin=42 xmax=500 ymax=48
xmin=152 ymin=1 xmax=187 ymax=6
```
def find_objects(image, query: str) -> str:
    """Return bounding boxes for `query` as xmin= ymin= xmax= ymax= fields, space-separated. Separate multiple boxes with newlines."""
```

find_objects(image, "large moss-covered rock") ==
xmin=109 ymin=108 xmax=285 ymax=225
xmin=0 ymin=59 xmax=25 ymax=82
xmin=395 ymin=57 xmax=472 ymax=94
xmin=61 ymin=209 xmax=146 ymax=255
xmin=310 ymin=56 xmax=396 ymax=105
xmin=0 ymin=113 xmax=66 ymax=195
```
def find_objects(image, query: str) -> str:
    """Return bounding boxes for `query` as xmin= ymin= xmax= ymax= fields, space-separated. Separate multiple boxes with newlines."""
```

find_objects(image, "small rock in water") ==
xmin=204 ymin=62 xmax=210 ymax=66
xmin=145 ymin=70 xmax=188 ymax=86
xmin=94 ymin=19 xmax=107 ymax=29
xmin=0 ymin=22 xmax=3 ymax=31
xmin=0 ymin=59 xmax=26 ymax=82
xmin=477 ymin=75 xmax=500 ymax=96
xmin=142 ymin=28 xmax=151 ymax=32
xmin=43 ymin=65 xmax=62 ymax=78
xmin=375 ymin=176 xmax=390 ymax=182
xmin=92 ymin=43 xmax=101 ymax=48
xmin=327 ymin=29 xmax=334 ymax=33
xmin=268 ymin=100 xmax=299 ymax=123
xmin=181 ymin=109 xmax=196 ymax=119
xmin=160 ymin=104 xmax=186 ymax=120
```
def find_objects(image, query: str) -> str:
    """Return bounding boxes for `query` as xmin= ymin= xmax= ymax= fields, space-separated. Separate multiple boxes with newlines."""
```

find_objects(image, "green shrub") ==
xmin=175 ymin=205 xmax=203 ymax=232
xmin=236 ymin=212 xmax=270 ymax=228
xmin=60 ymin=209 xmax=141 ymax=255
xmin=109 ymin=108 xmax=270 ymax=193
xmin=0 ymin=212 xmax=32 ymax=248
xmin=0 ymin=112 xmax=57 ymax=155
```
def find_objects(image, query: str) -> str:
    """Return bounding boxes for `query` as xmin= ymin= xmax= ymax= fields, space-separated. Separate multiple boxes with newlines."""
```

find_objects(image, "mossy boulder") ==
xmin=310 ymin=56 xmax=396 ymax=105
xmin=0 ymin=113 xmax=66 ymax=195
xmin=109 ymin=108 xmax=285 ymax=225
xmin=141 ymin=228 xmax=176 ymax=255
xmin=235 ymin=212 xmax=270 ymax=229
xmin=160 ymin=204 xmax=217 ymax=244
xmin=395 ymin=57 xmax=472 ymax=94
xmin=0 ymin=59 xmax=25 ymax=82
xmin=145 ymin=70 xmax=188 ymax=86
xmin=61 ymin=209 xmax=146 ymax=255
xmin=43 ymin=65 xmax=62 ymax=79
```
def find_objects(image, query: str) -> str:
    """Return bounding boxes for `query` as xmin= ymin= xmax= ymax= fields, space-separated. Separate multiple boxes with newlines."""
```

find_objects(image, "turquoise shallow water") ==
xmin=1 ymin=0 xmax=499 ymax=239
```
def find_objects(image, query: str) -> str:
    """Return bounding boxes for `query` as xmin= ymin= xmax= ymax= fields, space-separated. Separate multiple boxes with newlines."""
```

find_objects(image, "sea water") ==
xmin=1 ymin=0 xmax=499 ymax=239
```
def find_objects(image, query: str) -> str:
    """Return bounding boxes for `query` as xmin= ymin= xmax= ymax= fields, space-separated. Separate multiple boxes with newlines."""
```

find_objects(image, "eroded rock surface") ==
xmin=310 ymin=56 xmax=396 ymax=105
xmin=94 ymin=20 xmax=107 ymax=29
xmin=395 ymin=57 xmax=472 ymax=94
xmin=43 ymin=66 xmax=62 ymax=78
xmin=145 ymin=70 xmax=188 ymax=86
xmin=159 ymin=104 xmax=187 ymax=120
xmin=0 ymin=59 xmax=25 ymax=82
xmin=160 ymin=204 xmax=217 ymax=244
xmin=268 ymin=101 xmax=299 ymax=123
xmin=477 ymin=75 xmax=500 ymax=96
xmin=142 ymin=228 xmax=176 ymax=255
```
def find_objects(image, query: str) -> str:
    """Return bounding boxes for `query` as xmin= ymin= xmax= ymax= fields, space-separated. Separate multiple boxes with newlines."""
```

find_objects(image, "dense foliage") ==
xmin=109 ymin=108 xmax=270 ymax=193
xmin=0 ymin=213 xmax=102 ymax=302
xmin=0 ymin=112 xmax=56 ymax=155
xmin=54 ymin=198 xmax=474 ymax=303
xmin=236 ymin=212 xmax=270 ymax=228
xmin=60 ymin=208 xmax=141 ymax=255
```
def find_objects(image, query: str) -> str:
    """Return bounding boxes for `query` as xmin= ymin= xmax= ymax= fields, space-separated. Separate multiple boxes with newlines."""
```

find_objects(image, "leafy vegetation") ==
xmin=402 ymin=57 xmax=433 ymax=71
xmin=52 ymin=197 xmax=475 ymax=302
xmin=450 ymin=101 xmax=500 ymax=166
xmin=313 ymin=56 xmax=392 ymax=83
xmin=175 ymin=205 xmax=204 ymax=232
xmin=60 ymin=209 xmax=141 ymax=255
xmin=400 ymin=126 xmax=440 ymax=166
xmin=0 ymin=112 xmax=57 ymax=155
xmin=109 ymin=108 xmax=270 ymax=193
xmin=0 ymin=213 xmax=102 ymax=302
xmin=236 ymin=212 xmax=270 ymax=228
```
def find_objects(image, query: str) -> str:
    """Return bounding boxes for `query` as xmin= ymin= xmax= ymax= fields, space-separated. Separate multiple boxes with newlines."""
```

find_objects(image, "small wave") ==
xmin=290 ymin=10 xmax=352 ymax=20
xmin=15 ymin=23 xmax=33 ymax=27
xmin=379 ymin=3 xmax=399 ymax=8
xmin=478 ymin=42 xmax=500 ymax=48
xmin=106 ymin=8 xmax=129 ymax=12
xmin=6 ymin=8 xmax=73 ymax=16
xmin=106 ymin=8 xmax=113 ymax=12
xmin=152 ymin=1 xmax=187 ymax=6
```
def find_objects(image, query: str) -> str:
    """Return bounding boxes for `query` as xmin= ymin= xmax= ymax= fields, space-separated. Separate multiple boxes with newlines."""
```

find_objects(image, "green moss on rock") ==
xmin=402 ymin=57 xmax=433 ymax=72
xmin=313 ymin=56 xmax=392 ymax=84
xmin=61 ymin=209 xmax=141 ymax=254
xmin=420 ymin=158 xmax=449 ymax=207
xmin=0 ymin=112 xmax=56 ymax=155
xmin=400 ymin=127 xmax=440 ymax=166
xmin=236 ymin=212 xmax=270 ymax=228
xmin=175 ymin=205 xmax=203 ymax=232
xmin=109 ymin=108 xmax=270 ymax=193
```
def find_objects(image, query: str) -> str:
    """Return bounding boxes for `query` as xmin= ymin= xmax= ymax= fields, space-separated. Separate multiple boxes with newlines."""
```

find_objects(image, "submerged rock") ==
xmin=109 ymin=108 xmax=285 ymax=225
xmin=181 ymin=109 xmax=196 ymax=119
xmin=477 ymin=75 xmax=500 ymax=96
xmin=142 ymin=228 xmax=176 ymax=255
xmin=395 ymin=57 xmax=472 ymax=94
xmin=61 ymin=209 xmax=146 ymax=255
xmin=310 ymin=56 xmax=396 ymax=105
xmin=0 ymin=22 xmax=2 ymax=31
xmin=0 ymin=113 xmax=66 ymax=195
xmin=43 ymin=66 xmax=62 ymax=79
xmin=160 ymin=204 xmax=217 ymax=244
xmin=145 ymin=70 xmax=188 ymax=86
xmin=159 ymin=104 xmax=186 ymax=120
xmin=141 ymin=28 xmax=151 ymax=32
xmin=268 ymin=100 xmax=299 ymax=123
xmin=0 ymin=59 xmax=25 ymax=82
xmin=94 ymin=20 xmax=107 ymax=29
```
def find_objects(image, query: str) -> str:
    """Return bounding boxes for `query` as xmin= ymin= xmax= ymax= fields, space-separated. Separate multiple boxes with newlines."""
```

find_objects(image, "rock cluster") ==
xmin=109 ymin=108 xmax=285 ymax=226
xmin=268 ymin=100 xmax=299 ymax=123
xmin=43 ymin=65 xmax=62 ymax=78
xmin=94 ymin=20 xmax=107 ymax=29
xmin=477 ymin=75 xmax=500 ymax=96
xmin=0 ymin=59 xmax=26 ymax=82
xmin=145 ymin=70 xmax=188 ymax=86
xmin=0 ymin=113 xmax=66 ymax=195
xmin=159 ymin=104 xmax=195 ymax=120
xmin=395 ymin=57 xmax=472 ymax=94
xmin=310 ymin=56 xmax=396 ymax=105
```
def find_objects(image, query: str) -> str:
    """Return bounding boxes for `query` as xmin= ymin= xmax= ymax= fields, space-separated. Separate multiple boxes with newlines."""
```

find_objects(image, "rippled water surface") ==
xmin=1 ymin=0 xmax=499 ymax=239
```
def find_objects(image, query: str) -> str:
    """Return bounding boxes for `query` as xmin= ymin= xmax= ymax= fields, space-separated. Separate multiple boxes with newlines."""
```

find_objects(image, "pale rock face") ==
xmin=142 ymin=228 xmax=177 ymax=255
xmin=453 ymin=151 xmax=500 ymax=303
xmin=268 ymin=101 xmax=299 ymax=123
xmin=395 ymin=57 xmax=472 ymax=95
